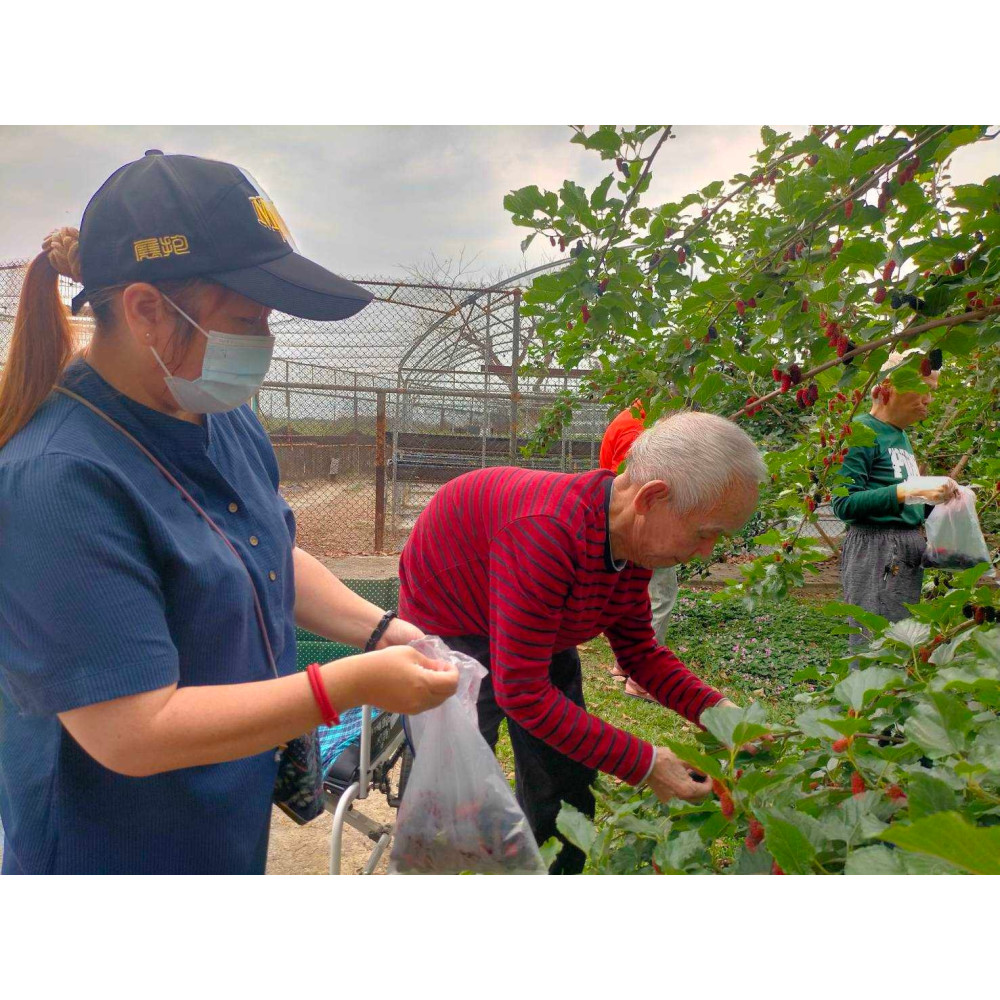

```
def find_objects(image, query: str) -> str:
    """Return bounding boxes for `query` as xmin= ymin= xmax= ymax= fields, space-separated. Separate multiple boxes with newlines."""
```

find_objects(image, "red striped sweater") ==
xmin=398 ymin=467 xmax=723 ymax=785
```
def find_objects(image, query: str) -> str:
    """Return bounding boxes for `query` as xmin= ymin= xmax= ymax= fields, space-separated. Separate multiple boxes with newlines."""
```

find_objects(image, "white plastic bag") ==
xmin=389 ymin=636 xmax=547 ymax=875
xmin=922 ymin=486 xmax=991 ymax=570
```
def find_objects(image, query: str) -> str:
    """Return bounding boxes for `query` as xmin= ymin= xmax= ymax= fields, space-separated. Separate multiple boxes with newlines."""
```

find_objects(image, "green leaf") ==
xmin=974 ymin=629 xmax=1000 ymax=664
xmin=822 ymin=600 xmax=889 ymax=634
xmin=969 ymin=724 xmax=1000 ymax=771
xmin=630 ymin=207 xmax=652 ymax=228
xmin=758 ymin=812 xmax=817 ymax=874
xmin=953 ymin=562 xmax=993 ymax=590
xmin=833 ymin=667 xmax=904 ymax=711
xmin=795 ymin=708 xmax=847 ymax=739
xmin=879 ymin=812 xmax=1000 ymax=874
xmin=591 ymin=174 xmax=614 ymax=211
xmin=906 ymin=772 xmax=957 ymax=820
xmin=696 ymin=703 xmax=742 ymax=748
xmin=889 ymin=365 xmax=929 ymax=394
xmin=844 ymin=845 xmax=906 ymax=874
xmin=520 ymin=233 xmax=536 ymax=254
xmin=849 ymin=421 xmax=878 ymax=447
xmin=571 ymin=125 xmax=621 ymax=158
xmin=652 ymin=830 xmax=705 ymax=873
xmin=934 ymin=126 xmax=987 ymax=162
xmin=694 ymin=372 xmax=726 ymax=405
xmin=555 ymin=802 xmax=597 ymax=855
xmin=905 ymin=693 xmax=974 ymax=757
xmin=884 ymin=618 xmax=931 ymax=650
xmin=731 ymin=844 xmax=774 ymax=875
xmin=504 ymin=184 xmax=554 ymax=219
xmin=900 ymin=853 xmax=962 ymax=874
xmin=699 ymin=702 xmax=768 ymax=750
xmin=928 ymin=630 xmax=976 ymax=665
xmin=606 ymin=843 xmax=643 ymax=875
xmin=663 ymin=740 xmax=725 ymax=780
xmin=826 ymin=792 xmax=889 ymax=846
xmin=559 ymin=180 xmax=591 ymax=223
xmin=614 ymin=814 xmax=668 ymax=839
xmin=835 ymin=239 xmax=889 ymax=272
xmin=537 ymin=837 xmax=563 ymax=869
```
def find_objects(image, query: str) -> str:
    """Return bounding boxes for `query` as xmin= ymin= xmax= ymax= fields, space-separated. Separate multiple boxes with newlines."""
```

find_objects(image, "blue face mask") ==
xmin=151 ymin=295 xmax=275 ymax=414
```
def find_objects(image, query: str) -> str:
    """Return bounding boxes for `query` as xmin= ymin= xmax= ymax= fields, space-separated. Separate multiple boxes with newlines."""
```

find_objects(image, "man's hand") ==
xmin=645 ymin=747 xmax=714 ymax=804
xmin=897 ymin=478 xmax=959 ymax=505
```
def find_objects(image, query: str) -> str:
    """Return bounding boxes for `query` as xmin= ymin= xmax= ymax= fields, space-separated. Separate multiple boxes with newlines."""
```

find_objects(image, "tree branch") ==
xmin=949 ymin=450 xmax=974 ymax=479
xmin=731 ymin=306 xmax=1000 ymax=420
xmin=593 ymin=127 xmax=673 ymax=281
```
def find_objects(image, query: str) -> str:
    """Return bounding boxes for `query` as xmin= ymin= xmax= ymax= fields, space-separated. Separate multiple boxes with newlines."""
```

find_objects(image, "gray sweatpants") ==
xmin=649 ymin=565 xmax=679 ymax=644
xmin=840 ymin=524 xmax=925 ymax=654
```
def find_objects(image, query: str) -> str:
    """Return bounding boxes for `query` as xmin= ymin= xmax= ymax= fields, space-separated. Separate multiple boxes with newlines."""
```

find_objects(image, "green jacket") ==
xmin=831 ymin=414 xmax=924 ymax=529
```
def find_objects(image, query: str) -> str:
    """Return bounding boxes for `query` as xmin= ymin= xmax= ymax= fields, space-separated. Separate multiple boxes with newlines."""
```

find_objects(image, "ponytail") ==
xmin=0 ymin=228 xmax=82 ymax=449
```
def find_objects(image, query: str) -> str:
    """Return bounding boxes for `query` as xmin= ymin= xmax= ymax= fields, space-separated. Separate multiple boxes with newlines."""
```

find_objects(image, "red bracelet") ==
xmin=306 ymin=662 xmax=340 ymax=726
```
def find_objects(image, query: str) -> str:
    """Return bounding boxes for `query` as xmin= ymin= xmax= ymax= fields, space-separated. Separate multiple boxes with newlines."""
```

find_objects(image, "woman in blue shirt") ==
xmin=0 ymin=151 xmax=458 ymax=874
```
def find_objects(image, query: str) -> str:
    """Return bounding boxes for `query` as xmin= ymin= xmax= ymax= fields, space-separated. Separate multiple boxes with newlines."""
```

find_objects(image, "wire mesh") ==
xmin=0 ymin=260 xmax=607 ymax=556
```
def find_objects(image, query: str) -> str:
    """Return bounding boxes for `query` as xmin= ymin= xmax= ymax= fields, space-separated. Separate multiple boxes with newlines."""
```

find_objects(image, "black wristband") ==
xmin=364 ymin=610 xmax=397 ymax=652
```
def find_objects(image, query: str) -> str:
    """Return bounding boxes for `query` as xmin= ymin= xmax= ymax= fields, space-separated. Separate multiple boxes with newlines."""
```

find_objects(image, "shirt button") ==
xmin=228 ymin=502 xmax=239 ymax=513
xmin=268 ymin=570 xmax=277 ymax=581
xmin=249 ymin=535 xmax=259 ymax=546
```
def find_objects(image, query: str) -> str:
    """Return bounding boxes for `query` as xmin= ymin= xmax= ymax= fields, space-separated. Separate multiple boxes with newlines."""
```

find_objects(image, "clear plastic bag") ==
xmin=900 ymin=476 xmax=955 ymax=505
xmin=388 ymin=636 xmax=547 ymax=875
xmin=922 ymin=486 xmax=991 ymax=570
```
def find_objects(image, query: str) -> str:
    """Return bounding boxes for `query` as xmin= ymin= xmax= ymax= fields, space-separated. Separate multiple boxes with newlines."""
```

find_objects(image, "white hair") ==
xmin=879 ymin=348 xmax=922 ymax=379
xmin=624 ymin=411 xmax=767 ymax=513
xmin=874 ymin=348 xmax=938 ymax=399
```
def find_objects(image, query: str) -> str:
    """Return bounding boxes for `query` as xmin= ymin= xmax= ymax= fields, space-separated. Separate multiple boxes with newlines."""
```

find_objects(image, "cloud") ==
xmin=3 ymin=126 xmax=999 ymax=282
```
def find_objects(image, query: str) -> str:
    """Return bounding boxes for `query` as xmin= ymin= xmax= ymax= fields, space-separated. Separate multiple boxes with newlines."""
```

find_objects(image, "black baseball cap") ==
xmin=71 ymin=150 xmax=373 ymax=320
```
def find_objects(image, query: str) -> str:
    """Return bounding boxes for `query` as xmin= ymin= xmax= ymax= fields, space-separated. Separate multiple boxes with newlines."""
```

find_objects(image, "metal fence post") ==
xmin=561 ymin=372 xmax=568 ymax=471
xmin=374 ymin=390 xmax=386 ymax=553
xmin=483 ymin=292 xmax=491 ymax=469
xmin=510 ymin=289 xmax=520 ymax=464
xmin=284 ymin=359 xmax=291 ymax=433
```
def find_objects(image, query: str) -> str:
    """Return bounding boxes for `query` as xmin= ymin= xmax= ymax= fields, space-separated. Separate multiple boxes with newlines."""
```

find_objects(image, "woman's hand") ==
xmin=377 ymin=616 xmax=425 ymax=648
xmin=337 ymin=645 xmax=458 ymax=715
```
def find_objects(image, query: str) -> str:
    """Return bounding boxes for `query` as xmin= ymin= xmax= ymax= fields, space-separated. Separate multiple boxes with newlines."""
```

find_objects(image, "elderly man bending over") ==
xmin=398 ymin=411 xmax=767 ymax=873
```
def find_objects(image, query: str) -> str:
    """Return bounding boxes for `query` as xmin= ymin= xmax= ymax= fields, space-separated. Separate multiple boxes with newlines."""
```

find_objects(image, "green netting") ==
xmin=341 ymin=578 xmax=399 ymax=609
xmin=292 ymin=578 xmax=398 ymax=671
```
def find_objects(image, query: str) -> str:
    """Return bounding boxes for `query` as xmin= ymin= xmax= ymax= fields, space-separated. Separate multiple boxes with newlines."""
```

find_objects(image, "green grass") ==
xmin=495 ymin=587 xmax=847 ymax=779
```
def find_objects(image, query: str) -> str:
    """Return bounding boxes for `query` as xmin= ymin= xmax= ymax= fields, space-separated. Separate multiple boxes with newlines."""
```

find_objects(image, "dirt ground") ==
xmin=266 ymin=761 xmax=402 ymax=875
xmin=281 ymin=477 xmax=438 ymax=557
xmin=281 ymin=477 xmax=387 ymax=556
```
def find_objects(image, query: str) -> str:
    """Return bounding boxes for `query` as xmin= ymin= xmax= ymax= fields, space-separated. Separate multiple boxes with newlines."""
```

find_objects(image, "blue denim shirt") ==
xmin=0 ymin=360 xmax=297 ymax=873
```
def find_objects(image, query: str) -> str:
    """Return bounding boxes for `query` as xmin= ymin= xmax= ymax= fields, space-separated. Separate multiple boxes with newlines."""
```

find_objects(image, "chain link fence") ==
xmin=0 ymin=260 xmax=607 ymax=557
xmin=0 ymin=258 xmax=841 ymax=560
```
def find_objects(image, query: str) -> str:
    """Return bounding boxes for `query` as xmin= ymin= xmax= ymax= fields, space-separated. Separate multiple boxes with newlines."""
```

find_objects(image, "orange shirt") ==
xmin=599 ymin=403 xmax=646 ymax=472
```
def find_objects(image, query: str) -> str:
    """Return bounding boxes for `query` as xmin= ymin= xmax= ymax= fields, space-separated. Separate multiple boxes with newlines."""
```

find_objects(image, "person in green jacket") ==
xmin=831 ymin=353 xmax=957 ymax=653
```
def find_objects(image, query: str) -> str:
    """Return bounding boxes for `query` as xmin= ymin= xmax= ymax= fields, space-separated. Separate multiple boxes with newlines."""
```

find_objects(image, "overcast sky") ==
xmin=3 ymin=126 xmax=999 ymax=282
